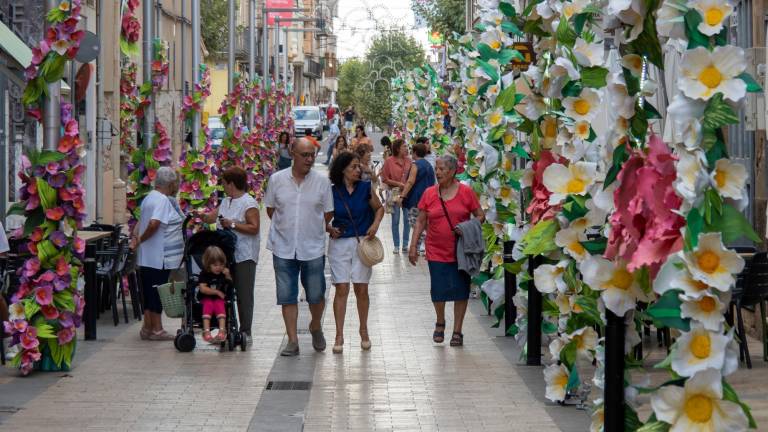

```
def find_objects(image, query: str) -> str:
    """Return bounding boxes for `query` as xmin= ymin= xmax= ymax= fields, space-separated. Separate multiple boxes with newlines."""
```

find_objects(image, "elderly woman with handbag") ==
xmin=408 ymin=155 xmax=485 ymax=347
xmin=327 ymin=151 xmax=385 ymax=354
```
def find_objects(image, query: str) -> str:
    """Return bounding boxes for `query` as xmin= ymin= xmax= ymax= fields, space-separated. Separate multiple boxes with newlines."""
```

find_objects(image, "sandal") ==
xmin=148 ymin=330 xmax=175 ymax=341
xmin=139 ymin=327 xmax=151 ymax=340
xmin=433 ymin=322 xmax=446 ymax=343
xmin=216 ymin=331 xmax=227 ymax=342
xmin=450 ymin=332 xmax=464 ymax=347
xmin=202 ymin=330 xmax=213 ymax=343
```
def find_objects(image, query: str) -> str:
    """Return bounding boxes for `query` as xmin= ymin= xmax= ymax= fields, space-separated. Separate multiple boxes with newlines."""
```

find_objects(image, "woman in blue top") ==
xmin=327 ymin=151 xmax=385 ymax=354
xmin=397 ymin=138 xmax=436 ymax=254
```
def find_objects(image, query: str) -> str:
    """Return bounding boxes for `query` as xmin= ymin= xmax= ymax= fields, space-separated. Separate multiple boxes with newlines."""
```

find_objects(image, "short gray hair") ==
xmin=154 ymin=166 xmax=178 ymax=188
xmin=436 ymin=154 xmax=458 ymax=172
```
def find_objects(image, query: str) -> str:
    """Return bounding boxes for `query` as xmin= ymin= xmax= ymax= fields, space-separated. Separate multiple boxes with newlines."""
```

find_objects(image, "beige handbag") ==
xmin=336 ymin=186 xmax=383 ymax=267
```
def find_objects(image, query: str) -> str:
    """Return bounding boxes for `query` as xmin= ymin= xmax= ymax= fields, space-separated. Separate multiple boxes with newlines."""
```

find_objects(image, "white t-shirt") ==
xmin=264 ymin=169 xmax=334 ymax=261
xmin=218 ymin=194 xmax=261 ymax=264
xmin=137 ymin=190 xmax=184 ymax=269
xmin=0 ymin=222 xmax=9 ymax=253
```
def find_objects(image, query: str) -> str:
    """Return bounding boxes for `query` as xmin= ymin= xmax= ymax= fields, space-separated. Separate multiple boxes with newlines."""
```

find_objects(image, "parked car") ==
xmin=208 ymin=116 xmax=226 ymax=148
xmin=292 ymin=106 xmax=323 ymax=139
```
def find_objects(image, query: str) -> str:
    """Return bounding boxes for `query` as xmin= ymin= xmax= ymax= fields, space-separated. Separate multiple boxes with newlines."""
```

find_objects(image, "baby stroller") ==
xmin=174 ymin=215 xmax=248 ymax=352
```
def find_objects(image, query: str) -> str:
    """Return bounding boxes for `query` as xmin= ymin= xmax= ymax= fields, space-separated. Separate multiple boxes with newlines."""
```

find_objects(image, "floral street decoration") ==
xmin=151 ymin=38 xmax=169 ymax=92
xmin=179 ymin=64 xmax=217 ymax=213
xmin=120 ymin=0 xmax=141 ymax=57
xmin=6 ymin=0 xmax=86 ymax=375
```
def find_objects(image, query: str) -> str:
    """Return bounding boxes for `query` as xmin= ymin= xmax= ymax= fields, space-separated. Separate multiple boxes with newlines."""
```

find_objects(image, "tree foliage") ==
xmin=411 ymin=0 xmax=466 ymax=36
xmin=337 ymin=58 xmax=367 ymax=116
xmin=201 ymin=0 xmax=237 ymax=60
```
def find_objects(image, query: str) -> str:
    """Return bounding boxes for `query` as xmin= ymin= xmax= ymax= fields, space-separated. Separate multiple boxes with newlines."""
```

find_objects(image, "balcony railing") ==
xmin=304 ymin=59 xmax=322 ymax=78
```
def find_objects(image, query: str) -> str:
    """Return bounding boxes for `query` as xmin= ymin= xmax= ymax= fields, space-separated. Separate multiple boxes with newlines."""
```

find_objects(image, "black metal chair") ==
xmin=96 ymin=237 xmax=127 ymax=326
xmin=731 ymin=252 xmax=768 ymax=369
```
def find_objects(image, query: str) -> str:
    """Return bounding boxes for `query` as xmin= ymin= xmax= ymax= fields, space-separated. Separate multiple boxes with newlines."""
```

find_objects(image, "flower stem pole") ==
xmin=228 ymin=0 xmax=235 ymax=96
xmin=261 ymin=0 xmax=269 ymax=121
xmin=192 ymin=0 xmax=201 ymax=148
xmin=503 ymin=240 xmax=517 ymax=334
xmin=527 ymin=255 xmax=543 ymax=365
xmin=604 ymin=310 xmax=625 ymax=431
xmin=43 ymin=0 xmax=61 ymax=151
xmin=248 ymin=0 xmax=256 ymax=128
xmin=142 ymin=0 xmax=154 ymax=148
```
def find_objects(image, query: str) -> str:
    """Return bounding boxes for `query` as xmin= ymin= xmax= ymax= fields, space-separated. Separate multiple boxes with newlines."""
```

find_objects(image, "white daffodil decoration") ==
xmin=682 ymin=232 xmax=745 ymax=292
xmin=555 ymin=227 xmax=590 ymax=262
xmin=580 ymin=256 xmax=648 ymax=316
xmin=563 ymin=88 xmax=602 ymax=122
xmin=680 ymin=292 xmax=726 ymax=331
xmin=679 ymin=46 xmax=747 ymax=102
xmin=542 ymin=161 xmax=598 ymax=204
xmin=689 ymin=0 xmax=734 ymax=36
xmin=567 ymin=326 xmax=599 ymax=362
xmin=655 ymin=256 xmax=713 ymax=299
xmin=671 ymin=322 xmax=731 ymax=377
xmin=651 ymin=369 xmax=748 ymax=430
xmin=574 ymin=38 xmax=605 ymax=67
xmin=533 ymin=260 xmax=569 ymax=294
xmin=544 ymin=363 xmax=570 ymax=402
xmin=711 ymin=158 xmax=747 ymax=200
xmin=480 ymin=27 xmax=511 ymax=51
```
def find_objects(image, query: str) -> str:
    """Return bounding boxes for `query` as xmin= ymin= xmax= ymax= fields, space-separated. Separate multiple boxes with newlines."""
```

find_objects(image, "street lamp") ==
xmin=261 ymin=5 xmax=306 ymax=120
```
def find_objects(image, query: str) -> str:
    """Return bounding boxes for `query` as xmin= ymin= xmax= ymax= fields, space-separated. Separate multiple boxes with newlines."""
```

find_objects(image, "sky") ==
xmin=331 ymin=0 xmax=434 ymax=61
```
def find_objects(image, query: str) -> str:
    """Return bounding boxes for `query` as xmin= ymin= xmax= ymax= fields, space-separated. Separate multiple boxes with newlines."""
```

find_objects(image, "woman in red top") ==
xmin=380 ymin=139 xmax=413 ymax=253
xmin=409 ymin=155 xmax=484 ymax=347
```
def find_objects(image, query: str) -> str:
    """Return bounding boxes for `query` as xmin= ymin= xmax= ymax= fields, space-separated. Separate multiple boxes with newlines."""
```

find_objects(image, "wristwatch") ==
xmin=230 ymin=221 xmax=236 ymax=230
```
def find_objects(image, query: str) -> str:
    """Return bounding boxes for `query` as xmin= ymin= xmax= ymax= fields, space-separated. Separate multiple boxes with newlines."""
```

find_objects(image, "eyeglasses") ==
xmin=297 ymin=151 xmax=317 ymax=159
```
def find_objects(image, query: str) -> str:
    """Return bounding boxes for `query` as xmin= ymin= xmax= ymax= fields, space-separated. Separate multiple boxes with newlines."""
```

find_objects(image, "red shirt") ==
xmin=418 ymin=183 xmax=480 ymax=263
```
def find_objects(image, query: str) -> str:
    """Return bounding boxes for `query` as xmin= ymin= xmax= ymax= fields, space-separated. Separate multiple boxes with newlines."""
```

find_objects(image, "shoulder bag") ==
xmin=335 ymin=185 xmax=383 ymax=267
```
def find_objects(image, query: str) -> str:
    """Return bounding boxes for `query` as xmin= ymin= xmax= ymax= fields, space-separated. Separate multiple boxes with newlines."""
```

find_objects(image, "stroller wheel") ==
xmin=227 ymin=331 xmax=235 ymax=351
xmin=240 ymin=331 xmax=248 ymax=352
xmin=176 ymin=331 xmax=196 ymax=352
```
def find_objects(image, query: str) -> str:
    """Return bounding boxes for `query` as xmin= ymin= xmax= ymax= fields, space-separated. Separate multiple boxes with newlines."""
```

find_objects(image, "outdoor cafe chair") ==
xmin=731 ymin=251 xmax=768 ymax=369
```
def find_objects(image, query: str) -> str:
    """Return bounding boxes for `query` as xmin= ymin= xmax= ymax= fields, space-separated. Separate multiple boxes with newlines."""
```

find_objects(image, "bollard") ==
xmin=83 ymin=243 xmax=98 ymax=340
xmin=527 ymin=255 xmax=543 ymax=365
xmin=503 ymin=241 xmax=516 ymax=335
xmin=604 ymin=310 xmax=625 ymax=431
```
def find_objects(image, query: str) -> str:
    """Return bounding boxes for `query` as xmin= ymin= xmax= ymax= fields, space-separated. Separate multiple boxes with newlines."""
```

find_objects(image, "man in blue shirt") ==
xmin=324 ymin=117 xmax=340 ymax=165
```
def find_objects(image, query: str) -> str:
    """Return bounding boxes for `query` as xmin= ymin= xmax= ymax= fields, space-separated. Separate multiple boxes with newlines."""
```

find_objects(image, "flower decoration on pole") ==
xmin=5 ymin=0 xmax=86 ymax=375
xmin=151 ymin=38 xmax=169 ymax=92
xmin=120 ymin=0 xmax=141 ymax=57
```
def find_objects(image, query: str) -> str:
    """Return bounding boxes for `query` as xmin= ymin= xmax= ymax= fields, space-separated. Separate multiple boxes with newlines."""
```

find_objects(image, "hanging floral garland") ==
xmin=4 ymin=0 xmax=86 ymax=375
xmin=120 ymin=0 xmax=141 ymax=57
xmin=179 ymin=64 xmax=217 ymax=213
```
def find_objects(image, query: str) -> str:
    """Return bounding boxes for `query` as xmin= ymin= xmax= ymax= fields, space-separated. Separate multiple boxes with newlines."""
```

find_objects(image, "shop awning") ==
xmin=0 ymin=21 xmax=70 ymax=91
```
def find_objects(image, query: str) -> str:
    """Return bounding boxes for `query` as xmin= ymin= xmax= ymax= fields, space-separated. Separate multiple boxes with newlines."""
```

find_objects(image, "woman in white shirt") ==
xmin=132 ymin=167 xmax=185 ymax=341
xmin=197 ymin=166 xmax=260 ymax=338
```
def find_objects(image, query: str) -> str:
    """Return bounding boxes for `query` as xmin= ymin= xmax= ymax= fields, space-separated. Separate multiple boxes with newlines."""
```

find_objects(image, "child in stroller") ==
xmin=198 ymin=246 xmax=231 ymax=343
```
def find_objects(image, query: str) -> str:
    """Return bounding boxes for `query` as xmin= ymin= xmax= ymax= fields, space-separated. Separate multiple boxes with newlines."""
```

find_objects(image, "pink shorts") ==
xmin=200 ymin=297 xmax=226 ymax=318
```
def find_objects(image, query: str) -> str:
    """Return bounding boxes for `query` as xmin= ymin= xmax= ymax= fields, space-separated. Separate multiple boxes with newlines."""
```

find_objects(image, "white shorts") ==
xmin=328 ymin=237 xmax=372 ymax=284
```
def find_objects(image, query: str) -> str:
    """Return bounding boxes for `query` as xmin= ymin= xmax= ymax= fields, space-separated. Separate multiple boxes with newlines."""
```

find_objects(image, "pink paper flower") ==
xmin=526 ymin=150 xmax=566 ymax=224
xmin=57 ymin=327 xmax=75 ymax=345
xmin=41 ymin=304 xmax=60 ymax=320
xmin=34 ymin=285 xmax=54 ymax=306
xmin=20 ymin=327 xmax=39 ymax=350
xmin=605 ymin=135 xmax=685 ymax=274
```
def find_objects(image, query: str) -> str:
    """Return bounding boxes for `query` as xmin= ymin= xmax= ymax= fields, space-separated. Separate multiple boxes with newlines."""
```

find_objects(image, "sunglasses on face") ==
xmin=297 ymin=151 xmax=317 ymax=159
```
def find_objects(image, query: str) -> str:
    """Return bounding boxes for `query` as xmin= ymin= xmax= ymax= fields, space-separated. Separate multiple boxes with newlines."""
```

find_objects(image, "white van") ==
xmin=208 ymin=116 xmax=226 ymax=148
xmin=292 ymin=106 xmax=323 ymax=139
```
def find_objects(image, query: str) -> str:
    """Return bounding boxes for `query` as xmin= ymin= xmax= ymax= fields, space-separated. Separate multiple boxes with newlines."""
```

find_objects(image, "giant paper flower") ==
xmin=680 ymin=292 xmax=726 ymax=331
xmin=679 ymin=46 xmax=747 ymax=102
xmin=682 ymin=232 xmax=744 ymax=292
xmin=544 ymin=363 xmax=570 ymax=402
xmin=651 ymin=369 xmax=747 ymax=430
xmin=711 ymin=158 xmax=747 ymax=200
xmin=563 ymin=88 xmax=602 ymax=122
xmin=533 ymin=260 xmax=569 ymax=294
xmin=542 ymin=161 xmax=597 ymax=205
xmin=526 ymin=151 xmax=567 ymax=223
xmin=605 ymin=135 xmax=685 ymax=273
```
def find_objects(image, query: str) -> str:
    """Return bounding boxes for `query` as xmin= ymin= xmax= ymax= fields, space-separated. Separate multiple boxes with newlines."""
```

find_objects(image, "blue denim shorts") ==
xmin=273 ymin=255 xmax=326 ymax=305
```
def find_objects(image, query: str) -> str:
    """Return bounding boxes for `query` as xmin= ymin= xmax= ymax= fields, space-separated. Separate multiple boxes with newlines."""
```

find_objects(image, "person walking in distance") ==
xmin=380 ymin=139 xmax=412 ymax=254
xmin=264 ymin=138 xmax=334 ymax=356
xmin=343 ymin=106 xmax=355 ymax=131
xmin=396 ymin=138 xmax=435 ymax=255
xmin=324 ymin=117 xmax=340 ymax=165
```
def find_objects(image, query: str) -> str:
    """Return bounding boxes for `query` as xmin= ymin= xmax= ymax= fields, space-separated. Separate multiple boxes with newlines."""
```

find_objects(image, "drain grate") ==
xmin=265 ymin=381 xmax=312 ymax=391
xmin=0 ymin=406 xmax=21 ymax=414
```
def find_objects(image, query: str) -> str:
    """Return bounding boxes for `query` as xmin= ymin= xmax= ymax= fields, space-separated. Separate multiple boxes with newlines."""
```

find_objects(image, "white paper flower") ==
xmin=570 ymin=121 xmax=592 ymax=140
xmin=533 ymin=260 xmax=569 ymax=294
xmin=559 ymin=0 xmax=590 ymax=18
xmin=711 ymin=158 xmax=747 ymax=200
xmin=563 ymin=88 xmax=602 ymax=122
xmin=555 ymin=227 xmax=590 ymax=262
xmin=672 ymin=323 xmax=730 ymax=377
xmin=621 ymin=54 xmax=644 ymax=77
xmin=544 ymin=363 xmax=569 ymax=402
xmin=655 ymin=256 xmax=713 ymax=299
xmin=674 ymin=148 xmax=708 ymax=203
xmin=574 ymin=38 xmax=605 ymax=67
xmin=486 ymin=107 xmax=505 ymax=128
xmin=8 ymin=302 xmax=25 ymax=321
xmin=608 ymin=73 xmax=636 ymax=119
xmin=590 ymin=404 xmax=605 ymax=432
xmin=542 ymin=161 xmax=598 ymax=204
xmin=581 ymin=256 xmax=646 ymax=316
xmin=540 ymin=116 xmax=560 ymax=149
xmin=679 ymin=46 xmax=747 ymax=102
xmin=657 ymin=0 xmax=688 ymax=40
xmin=681 ymin=292 xmax=726 ymax=331
xmin=690 ymin=0 xmax=734 ymax=36
xmin=667 ymin=94 xmax=706 ymax=149
xmin=651 ymin=369 xmax=748 ymax=430
xmin=682 ymin=232 xmax=745 ymax=292
xmin=567 ymin=326 xmax=599 ymax=361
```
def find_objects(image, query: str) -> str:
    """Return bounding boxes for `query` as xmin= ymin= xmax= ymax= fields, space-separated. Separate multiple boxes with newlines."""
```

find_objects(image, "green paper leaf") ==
xmin=738 ymin=72 xmax=763 ymax=93
xmin=636 ymin=421 xmax=670 ymax=432
xmin=556 ymin=16 xmax=577 ymax=47
xmin=566 ymin=363 xmax=580 ymax=391
xmin=35 ymin=323 xmax=56 ymax=339
xmin=684 ymin=10 xmax=709 ymax=50
xmin=625 ymin=404 xmax=643 ymax=432
xmin=23 ymin=209 xmax=46 ymax=236
xmin=685 ymin=208 xmax=704 ymax=250
xmin=7 ymin=201 xmax=26 ymax=217
xmin=561 ymin=80 xmax=583 ymax=98
xmin=643 ymin=100 xmax=663 ymax=119
xmin=573 ymin=13 xmax=589 ymax=36
xmin=500 ymin=21 xmax=523 ymax=37
xmin=40 ymin=55 xmax=67 ymax=84
xmin=499 ymin=1 xmax=517 ymax=17
xmin=478 ymin=43 xmax=499 ymax=61
xmin=581 ymin=239 xmax=607 ymax=255
xmin=605 ymin=144 xmax=629 ymax=187
xmin=495 ymin=85 xmax=518 ymax=112
xmin=506 ymin=323 xmax=519 ymax=336
xmin=498 ymin=48 xmax=524 ymax=65
xmin=627 ymin=8 xmax=664 ymax=68
xmin=36 ymin=177 xmax=57 ymax=210
xmin=647 ymin=289 xmax=691 ymax=331
xmin=722 ymin=380 xmax=757 ymax=429
xmin=580 ymin=67 xmax=609 ymax=88
xmin=476 ymin=59 xmax=500 ymax=82
xmin=702 ymin=93 xmax=740 ymax=131
xmin=24 ymin=300 xmax=41 ymax=319
xmin=559 ymin=341 xmax=577 ymax=367
xmin=704 ymin=203 xmax=761 ymax=244
xmin=542 ymin=320 xmax=558 ymax=335
xmin=520 ymin=219 xmax=558 ymax=255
